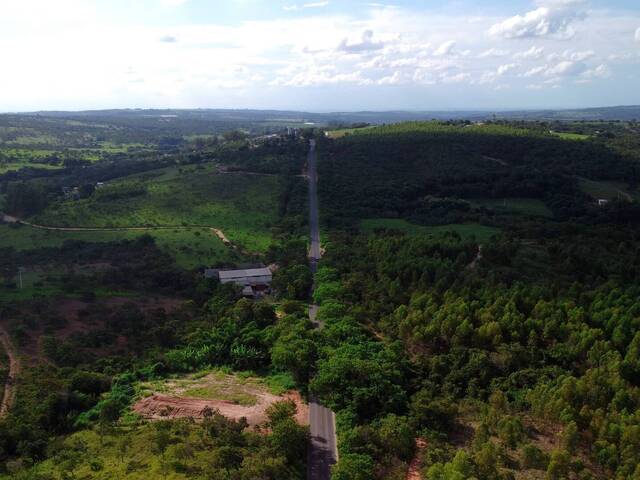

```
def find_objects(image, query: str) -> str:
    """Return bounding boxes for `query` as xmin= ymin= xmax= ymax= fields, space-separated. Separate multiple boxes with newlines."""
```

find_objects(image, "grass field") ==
xmin=0 ymin=147 xmax=63 ymax=173
xmin=550 ymin=131 xmax=590 ymax=140
xmin=577 ymin=178 xmax=638 ymax=201
xmin=29 ymin=164 xmax=280 ymax=254
xmin=0 ymin=224 xmax=235 ymax=270
xmin=325 ymin=126 xmax=376 ymax=138
xmin=471 ymin=197 xmax=553 ymax=217
xmin=360 ymin=218 xmax=500 ymax=242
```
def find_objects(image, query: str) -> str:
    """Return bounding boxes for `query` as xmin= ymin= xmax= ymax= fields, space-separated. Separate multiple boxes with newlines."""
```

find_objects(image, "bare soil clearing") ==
xmin=0 ymin=324 xmax=20 ymax=418
xmin=133 ymin=371 xmax=308 ymax=427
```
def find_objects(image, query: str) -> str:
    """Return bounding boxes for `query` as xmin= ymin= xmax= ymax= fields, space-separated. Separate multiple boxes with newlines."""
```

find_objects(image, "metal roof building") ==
xmin=217 ymin=267 xmax=273 ymax=286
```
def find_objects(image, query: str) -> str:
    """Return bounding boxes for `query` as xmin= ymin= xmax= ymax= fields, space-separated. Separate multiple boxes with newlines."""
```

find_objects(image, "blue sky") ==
xmin=1 ymin=0 xmax=639 ymax=111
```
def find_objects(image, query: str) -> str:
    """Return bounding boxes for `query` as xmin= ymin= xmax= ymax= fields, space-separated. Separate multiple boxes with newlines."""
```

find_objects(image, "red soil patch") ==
xmin=132 ymin=390 xmax=309 ymax=428
xmin=406 ymin=438 xmax=428 ymax=480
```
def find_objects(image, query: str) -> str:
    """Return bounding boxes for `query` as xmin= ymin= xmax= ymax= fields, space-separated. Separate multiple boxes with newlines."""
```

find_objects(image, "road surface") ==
xmin=308 ymin=139 xmax=321 ymax=273
xmin=306 ymin=139 xmax=338 ymax=479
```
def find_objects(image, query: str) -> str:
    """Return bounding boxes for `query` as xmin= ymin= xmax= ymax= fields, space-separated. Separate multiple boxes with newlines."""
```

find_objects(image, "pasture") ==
xmin=550 ymin=131 xmax=590 ymax=141
xmin=0 ymin=224 xmax=234 ymax=270
xmin=577 ymin=177 xmax=638 ymax=201
xmin=30 ymin=165 xmax=280 ymax=255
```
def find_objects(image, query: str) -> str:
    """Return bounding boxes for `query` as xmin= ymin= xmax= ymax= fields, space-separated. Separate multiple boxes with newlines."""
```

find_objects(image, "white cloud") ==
xmin=338 ymin=29 xmax=385 ymax=53
xmin=582 ymin=64 xmax=610 ymax=78
xmin=479 ymin=48 xmax=510 ymax=58
xmin=284 ymin=1 xmax=329 ymax=11
xmin=378 ymin=71 xmax=403 ymax=85
xmin=434 ymin=40 xmax=456 ymax=56
xmin=441 ymin=72 xmax=471 ymax=83
xmin=523 ymin=66 xmax=546 ymax=77
xmin=515 ymin=46 xmax=544 ymax=60
xmin=489 ymin=0 xmax=586 ymax=39
xmin=159 ymin=34 xmax=178 ymax=43
xmin=546 ymin=60 xmax=587 ymax=76
xmin=497 ymin=63 xmax=518 ymax=75
xmin=636 ymin=27 xmax=640 ymax=42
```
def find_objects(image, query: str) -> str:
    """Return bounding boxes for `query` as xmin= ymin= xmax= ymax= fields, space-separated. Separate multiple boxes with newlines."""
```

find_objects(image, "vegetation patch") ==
xmin=471 ymin=197 xmax=553 ymax=217
xmin=577 ymin=177 xmax=638 ymax=201
xmin=30 ymin=166 xmax=279 ymax=253
xmin=550 ymin=131 xmax=590 ymax=140
xmin=360 ymin=219 xmax=500 ymax=242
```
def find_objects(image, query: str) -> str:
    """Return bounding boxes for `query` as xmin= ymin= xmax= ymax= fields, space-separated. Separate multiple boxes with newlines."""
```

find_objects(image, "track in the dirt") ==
xmin=0 ymin=325 xmax=19 ymax=418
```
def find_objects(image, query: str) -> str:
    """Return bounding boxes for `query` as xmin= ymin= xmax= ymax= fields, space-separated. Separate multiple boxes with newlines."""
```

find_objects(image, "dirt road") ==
xmin=0 ymin=325 xmax=19 ymax=418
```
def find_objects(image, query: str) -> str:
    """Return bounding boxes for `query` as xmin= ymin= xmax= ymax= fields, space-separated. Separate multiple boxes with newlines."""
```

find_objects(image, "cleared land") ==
xmin=31 ymin=165 xmax=278 ymax=252
xmin=134 ymin=370 xmax=308 ymax=427
xmin=0 ymin=325 xmax=19 ymax=418
xmin=360 ymin=219 xmax=499 ymax=242
xmin=577 ymin=177 xmax=638 ymax=202
xmin=1 ymin=164 xmax=281 ymax=269
xmin=550 ymin=131 xmax=590 ymax=140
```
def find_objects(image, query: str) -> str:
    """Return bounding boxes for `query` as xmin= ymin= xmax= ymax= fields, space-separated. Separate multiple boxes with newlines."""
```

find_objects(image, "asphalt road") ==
xmin=308 ymin=139 xmax=321 ymax=273
xmin=306 ymin=139 xmax=338 ymax=480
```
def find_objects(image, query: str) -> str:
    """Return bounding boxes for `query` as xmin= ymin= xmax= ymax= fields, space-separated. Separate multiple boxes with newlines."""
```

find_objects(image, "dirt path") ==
xmin=2 ymin=213 xmax=244 ymax=251
xmin=467 ymin=245 xmax=483 ymax=270
xmin=482 ymin=155 xmax=509 ymax=167
xmin=406 ymin=438 xmax=427 ymax=480
xmin=0 ymin=325 xmax=19 ymax=418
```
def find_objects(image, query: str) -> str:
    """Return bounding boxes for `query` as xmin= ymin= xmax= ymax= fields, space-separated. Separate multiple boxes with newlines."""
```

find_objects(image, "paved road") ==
xmin=306 ymin=139 xmax=338 ymax=480
xmin=308 ymin=139 xmax=321 ymax=273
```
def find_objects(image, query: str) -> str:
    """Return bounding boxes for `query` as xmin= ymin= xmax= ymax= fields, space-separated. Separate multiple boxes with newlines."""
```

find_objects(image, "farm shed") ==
xmin=218 ymin=267 xmax=273 ymax=287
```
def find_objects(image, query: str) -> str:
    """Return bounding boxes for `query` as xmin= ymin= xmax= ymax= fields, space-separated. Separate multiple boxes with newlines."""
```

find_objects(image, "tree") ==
xmin=153 ymin=421 xmax=172 ymax=480
xmin=546 ymin=449 xmax=571 ymax=480
xmin=97 ymin=398 xmax=121 ymax=447
xmin=331 ymin=453 xmax=375 ymax=480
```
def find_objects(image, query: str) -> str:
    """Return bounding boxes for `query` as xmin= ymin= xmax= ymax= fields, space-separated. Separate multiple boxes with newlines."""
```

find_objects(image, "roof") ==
xmin=218 ymin=268 xmax=272 ymax=280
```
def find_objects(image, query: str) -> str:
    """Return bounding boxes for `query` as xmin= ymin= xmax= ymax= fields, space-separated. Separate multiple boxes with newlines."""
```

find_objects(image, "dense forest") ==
xmin=299 ymin=122 xmax=640 ymax=479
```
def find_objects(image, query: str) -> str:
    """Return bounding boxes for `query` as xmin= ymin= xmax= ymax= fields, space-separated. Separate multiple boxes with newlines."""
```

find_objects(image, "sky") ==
xmin=1 ymin=0 xmax=639 ymax=112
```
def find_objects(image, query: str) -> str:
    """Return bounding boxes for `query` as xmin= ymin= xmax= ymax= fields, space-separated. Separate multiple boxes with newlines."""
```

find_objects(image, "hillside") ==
xmin=2 ymin=116 xmax=640 ymax=480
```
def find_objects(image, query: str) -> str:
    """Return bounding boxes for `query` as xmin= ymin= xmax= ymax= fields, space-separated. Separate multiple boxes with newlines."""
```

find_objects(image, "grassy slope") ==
xmin=0 ymin=224 xmax=233 ymax=270
xmin=550 ymin=131 xmax=590 ymax=140
xmin=578 ymin=177 xmax=639 ymax=201
xmin=28 ymin=164 xmax=280 ymax=253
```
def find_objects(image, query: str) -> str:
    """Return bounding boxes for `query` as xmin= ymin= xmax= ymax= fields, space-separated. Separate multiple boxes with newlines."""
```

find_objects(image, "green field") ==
xmin=30 ymin=164 xmax=280 ymax=254
xmin=325 ymin=126 xmax=376 ymax=138
xmin=360 ymin=218 xmax=499 ymax=242
xmin=577 ymin=178 xmax=638 ymax=201
xmin=0 ymin=147 xmax=63 ymax=173
xmin=471 ymin=197 xmax=553 ymax=217
xmin=0 ymin=224 xmax=234 ymax=270
xmin=550 ymin=131 xmax=590 ymax=140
